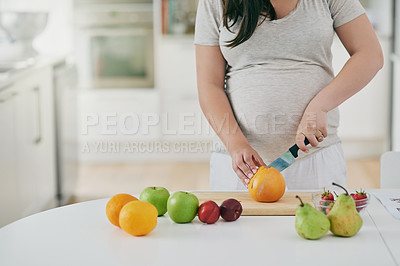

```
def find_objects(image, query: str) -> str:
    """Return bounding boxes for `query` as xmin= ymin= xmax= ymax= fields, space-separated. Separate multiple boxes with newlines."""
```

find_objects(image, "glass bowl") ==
xmin=312 ymin=191 xmax=370 ymax=216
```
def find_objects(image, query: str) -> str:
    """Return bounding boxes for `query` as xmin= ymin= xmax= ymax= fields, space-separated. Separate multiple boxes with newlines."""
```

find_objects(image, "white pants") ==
xmin=209 ymin=142 xmax=347 ymax=190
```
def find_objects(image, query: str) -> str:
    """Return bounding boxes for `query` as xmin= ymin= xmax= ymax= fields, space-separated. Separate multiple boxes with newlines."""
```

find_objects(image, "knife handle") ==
xmin=289 ymin=138 xmax=310 ymax=158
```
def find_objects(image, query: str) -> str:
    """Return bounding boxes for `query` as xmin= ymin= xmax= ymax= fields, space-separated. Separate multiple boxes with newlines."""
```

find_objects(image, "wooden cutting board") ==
xmin=192 ymin=191 xmax=313 ymax=216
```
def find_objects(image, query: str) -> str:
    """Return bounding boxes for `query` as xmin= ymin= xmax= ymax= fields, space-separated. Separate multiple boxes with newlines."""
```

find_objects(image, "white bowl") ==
xmin=0 ymin=12 xmax=48 ymax=41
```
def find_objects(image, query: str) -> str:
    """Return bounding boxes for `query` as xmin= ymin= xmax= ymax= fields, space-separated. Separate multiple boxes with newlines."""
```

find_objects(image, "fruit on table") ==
xmin=248 ymin=166 xmax=285 ymax=202
xmin=321 ymin=188 xmax=334 ymax=200
xmin=351 ymin=189 xmax=367 ymax=200
xmin=167 ymin=191 xmax=199 ymax=223
xmin=328 ymin=183 xmax=363 ymax=237
xmin=319 ymin=188 xmax=335 ymax=215
xmin=198 ymin=201 xmax=220 ymax=224
xmin=106 ymin=193 xmax=138 ymax=227
xmin=119 ymin=201 xmax=158 ymax=236
xmin=140 ymin=186 xmax=170 ymax=216
xmin=323 ymin=202 xmax=334 ymax=215
xmin=351 ymin=189 xmax=368 ymax=212
xmin=220 ymin=199 xmax=242 ymax=221
xmin=295 ymin=195 xmax=330 ymax=240
xmin=317 ymin=200 xmax=334 ymax=216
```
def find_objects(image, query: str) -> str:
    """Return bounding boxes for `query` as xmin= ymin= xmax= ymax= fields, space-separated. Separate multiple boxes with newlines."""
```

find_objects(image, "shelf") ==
xmin=161 ymin=0 xmax=198 ymax=35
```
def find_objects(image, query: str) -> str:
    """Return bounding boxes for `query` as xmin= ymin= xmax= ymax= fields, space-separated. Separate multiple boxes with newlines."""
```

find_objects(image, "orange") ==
xmin=119 ymin=201 xmax=158 ymax=236
xmin=248 ymin=166 xmax=286 ymax=202
xmin=106 ymin=193 xmax=138 ymax=227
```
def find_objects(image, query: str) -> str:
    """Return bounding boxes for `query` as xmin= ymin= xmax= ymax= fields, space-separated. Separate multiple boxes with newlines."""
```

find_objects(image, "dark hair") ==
xmin=222 ymin=0 xmax=276 ymax=48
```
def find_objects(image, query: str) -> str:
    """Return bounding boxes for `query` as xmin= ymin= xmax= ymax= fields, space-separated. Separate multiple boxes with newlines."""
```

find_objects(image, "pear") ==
xmin=327 ymin=182 xmax=363 ymax=237
xmin=295 ymin=195 xmax=330 ymax=240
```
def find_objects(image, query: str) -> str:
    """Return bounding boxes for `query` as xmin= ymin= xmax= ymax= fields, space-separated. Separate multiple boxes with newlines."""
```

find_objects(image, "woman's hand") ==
xmin=296 ymin=104 xmax=328 ymax=153
xmin=228 ymin=141 xmax=266 ymax=187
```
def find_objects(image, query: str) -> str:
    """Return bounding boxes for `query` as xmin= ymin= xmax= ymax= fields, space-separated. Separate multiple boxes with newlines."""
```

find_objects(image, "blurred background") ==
xmin=0 ymin=0 xmax=399 ymax=227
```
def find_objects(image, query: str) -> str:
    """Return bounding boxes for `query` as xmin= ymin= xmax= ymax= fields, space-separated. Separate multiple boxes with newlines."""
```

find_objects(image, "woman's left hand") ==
xmin=295 ymin=104 xmax=328 ymax=153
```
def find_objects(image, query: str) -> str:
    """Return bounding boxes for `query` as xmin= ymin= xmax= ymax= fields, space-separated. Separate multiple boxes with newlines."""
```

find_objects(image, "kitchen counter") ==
xmin=0 ymin=56 xmax=67 ymax=92
xmin=0 ymin=190 xmax=399 ymax=266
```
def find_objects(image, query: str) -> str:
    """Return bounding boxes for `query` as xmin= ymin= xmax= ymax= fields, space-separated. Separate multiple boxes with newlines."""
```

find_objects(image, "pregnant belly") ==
xmin=229 ymin=88 xmax=307 ymax=136
xmin=225 ymin=67 xmax=335 ymax=159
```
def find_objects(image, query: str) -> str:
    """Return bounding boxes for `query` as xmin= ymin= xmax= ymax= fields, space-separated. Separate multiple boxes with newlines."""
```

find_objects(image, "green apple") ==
xmin=167 ymin=191 xmax=199 ymax=223
xmin=139 ymin=187 xmax=170 ymax=216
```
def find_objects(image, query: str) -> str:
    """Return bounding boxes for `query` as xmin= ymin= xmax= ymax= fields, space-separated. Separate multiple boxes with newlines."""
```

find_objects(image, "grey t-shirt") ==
xmin=194 ymin=0 xmax=365 ymax=163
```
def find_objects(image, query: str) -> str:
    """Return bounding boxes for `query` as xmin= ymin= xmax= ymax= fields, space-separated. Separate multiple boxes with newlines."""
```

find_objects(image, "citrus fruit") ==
xmin=106 ymin=193 xmax=138 ymax=227
xmin=248 ymin=166 xmax=286 ymax=202
xmin=119 ymin=201 xmax=158 ymax=236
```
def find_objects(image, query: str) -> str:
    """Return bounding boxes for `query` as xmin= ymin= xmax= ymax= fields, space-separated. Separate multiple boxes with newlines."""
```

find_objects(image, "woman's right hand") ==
xmin=229 ymin=142 xmax=266 ymax=187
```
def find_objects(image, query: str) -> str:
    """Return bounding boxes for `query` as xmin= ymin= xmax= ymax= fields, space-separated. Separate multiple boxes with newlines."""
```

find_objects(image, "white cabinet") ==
xmin=0 ymin=66 xmax=56 ymax=227
xmin=0 ymin=86 xmax=21 ymax=226
xmin=14 ymin=67 xmax=57 ymax=217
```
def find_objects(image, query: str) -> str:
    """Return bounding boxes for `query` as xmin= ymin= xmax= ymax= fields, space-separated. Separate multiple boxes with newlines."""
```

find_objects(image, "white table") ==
xmin=366 ymin=189 xmax=400 ymax=265
xmin=0 ymin=190 xmax=399 ymax=266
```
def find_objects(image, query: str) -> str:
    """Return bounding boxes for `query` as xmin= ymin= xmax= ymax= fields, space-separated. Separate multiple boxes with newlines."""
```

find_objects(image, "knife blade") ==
xmin=268 ymin=138 xmax=310 ymax=172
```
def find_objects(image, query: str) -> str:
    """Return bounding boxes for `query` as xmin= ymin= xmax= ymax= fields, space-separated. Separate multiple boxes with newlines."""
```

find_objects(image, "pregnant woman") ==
xmin=194 ymin=0 xmax=383 ymax=190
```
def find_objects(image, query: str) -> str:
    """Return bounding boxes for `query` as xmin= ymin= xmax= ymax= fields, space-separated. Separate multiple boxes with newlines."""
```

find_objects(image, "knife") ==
xmin=268 ymin=138 xmax=310 ymax=172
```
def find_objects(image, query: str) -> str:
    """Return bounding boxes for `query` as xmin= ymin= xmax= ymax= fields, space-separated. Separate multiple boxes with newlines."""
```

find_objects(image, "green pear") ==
xmin=295 ymin=195 xmax=330 ymax=240
xmin=327 ymin=183 xmax=363 ymax=237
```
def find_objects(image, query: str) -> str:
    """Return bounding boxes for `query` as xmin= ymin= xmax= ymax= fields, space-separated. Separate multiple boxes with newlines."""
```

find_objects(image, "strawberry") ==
xmin=325 ymin=207 xmax=332 ymax=215
xmin=321 ymin=188 xmax=334 ymax=201
xmin=351 ymin=189 xmax=368 ymax=212
xmin=351 ymin=189 xmax=367 ymax=201
xmin=319 ymin=188 xmax=334 ymax=215
xmin=324 ymin=201 xmax=334 ymax=215
xmin=353 ymin=189 xmax=367 ymax=200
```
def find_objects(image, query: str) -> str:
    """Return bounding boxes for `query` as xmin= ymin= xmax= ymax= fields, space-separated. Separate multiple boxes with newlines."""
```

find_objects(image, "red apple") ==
xmin=220 ymin=199 xmax=242 ymax=221
xmin=198 ymin=201 xmax=220 ymax=224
